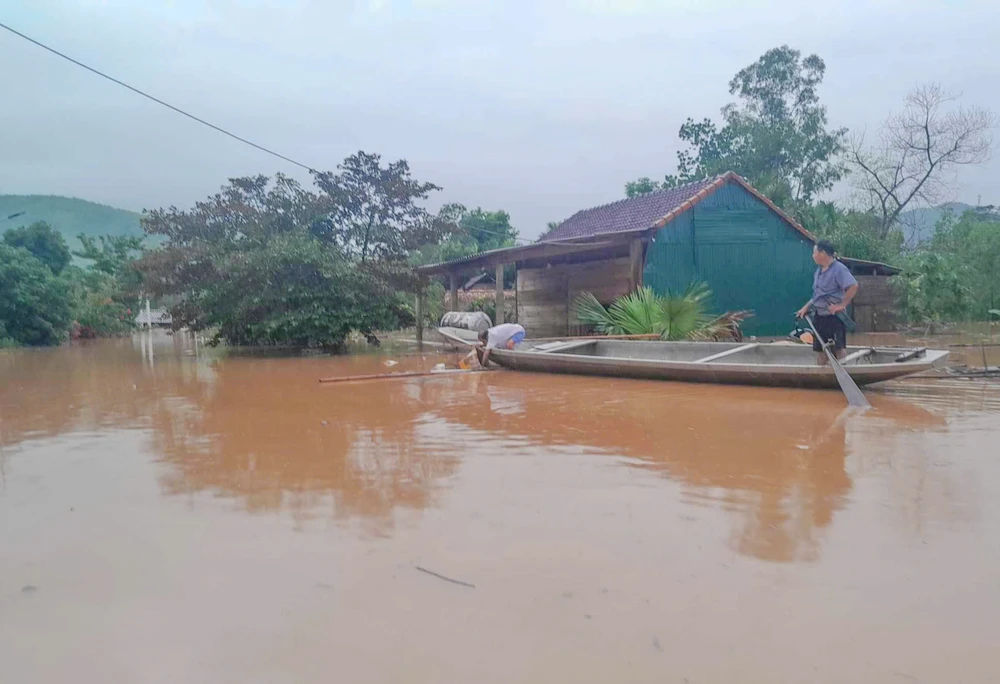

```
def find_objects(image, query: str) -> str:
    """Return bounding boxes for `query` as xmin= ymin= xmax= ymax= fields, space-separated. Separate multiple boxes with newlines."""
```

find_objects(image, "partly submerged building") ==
xmin=417 ymin=172 xmax=898 ymax=337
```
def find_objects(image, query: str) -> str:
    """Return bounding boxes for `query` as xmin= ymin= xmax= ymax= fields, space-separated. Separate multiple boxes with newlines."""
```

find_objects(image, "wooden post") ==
xmin=414 ymin=289 xmax=423 ymax=343
xmin=629 ymin=239 xmax=644 ymax=291
xmin=513 ymin=265 xmax=518 ymax=323
xmin=495 ymin=263 xmax=505 ymax=325
xmin=449 ymin=272 xmax=458 ymax=312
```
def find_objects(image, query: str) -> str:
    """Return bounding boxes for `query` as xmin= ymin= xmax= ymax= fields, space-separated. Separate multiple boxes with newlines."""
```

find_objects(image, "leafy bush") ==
xmin=176 ymin=233 xmax=411 ymax=349
xmin=64 ymin=268 xmax=136 ymax=338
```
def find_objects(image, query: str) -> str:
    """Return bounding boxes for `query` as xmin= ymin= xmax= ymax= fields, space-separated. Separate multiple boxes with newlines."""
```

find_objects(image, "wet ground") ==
xmin=2 ymin=332 xmax=1000 ymax=683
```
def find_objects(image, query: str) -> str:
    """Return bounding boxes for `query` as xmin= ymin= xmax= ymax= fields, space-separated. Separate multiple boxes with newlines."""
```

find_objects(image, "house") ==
xmin=416 ymin=172 xmax=898 ymax=337
xmin=135 ymin=307 xmax=173 ymax=327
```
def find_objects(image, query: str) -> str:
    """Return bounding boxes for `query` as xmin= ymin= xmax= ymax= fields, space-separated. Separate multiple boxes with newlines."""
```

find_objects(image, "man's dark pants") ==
xmin=811 ymin=314 xmax=847 ymax=353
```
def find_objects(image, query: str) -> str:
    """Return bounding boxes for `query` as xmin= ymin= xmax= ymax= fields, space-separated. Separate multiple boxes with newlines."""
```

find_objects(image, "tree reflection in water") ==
xmin=0 ymin=335 xmax=945 ymax=556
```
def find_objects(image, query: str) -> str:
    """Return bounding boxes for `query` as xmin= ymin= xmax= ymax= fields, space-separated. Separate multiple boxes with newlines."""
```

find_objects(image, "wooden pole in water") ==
xmin=496 ymin=262 xmax=505 ymax=324
xmin=415 ymin=289 xmax=423 ymax=343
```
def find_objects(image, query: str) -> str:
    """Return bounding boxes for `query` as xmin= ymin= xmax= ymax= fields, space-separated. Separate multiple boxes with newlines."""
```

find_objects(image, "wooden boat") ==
xmin=473 ymin=338 xmax=949 ymax=389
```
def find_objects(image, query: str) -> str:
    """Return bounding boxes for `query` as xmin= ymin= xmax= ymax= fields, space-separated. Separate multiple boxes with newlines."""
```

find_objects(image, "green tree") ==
xmin=625 ymin=177 xmax=664 ymax=198
xmin=629 ymin=46 xmax=846 ymax=212
xmin=803 ymin=202 xmax=902 ymax=264
xmin=73 ymin=234 xmax=146 ymax=323
xmin=139 ymin=155 xmax=438 ymax=349
xmin=313 ymin=151 xmax=442 ymax=264
xmin=74 ymin=234 xmax=145 ymax=276
xmin=64 ymin=266 xmax=137 ymax=338
xmin=893 ymin=250 xmax=971 ymax=324
xmin=179 ymin=233 xmax=411 ymax=347
xmin=0 ymin=244 xmax=73 ymax=346
xmin=412 ymin=204 xmax=518 ymax=264
xmin=933 ymin=208 xmax=1000 ymax=314
xmin=3 ymin=221 xmax=72 ymax=274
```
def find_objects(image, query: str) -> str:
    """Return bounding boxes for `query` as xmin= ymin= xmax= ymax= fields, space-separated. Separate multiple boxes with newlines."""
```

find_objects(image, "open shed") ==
xmin=416 ymin=172 xmax=899 ymax=338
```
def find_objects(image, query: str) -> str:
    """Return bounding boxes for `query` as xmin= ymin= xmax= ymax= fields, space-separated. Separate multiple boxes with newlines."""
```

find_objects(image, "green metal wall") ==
xmin=643 ymin=182 xmax=814 ymax=336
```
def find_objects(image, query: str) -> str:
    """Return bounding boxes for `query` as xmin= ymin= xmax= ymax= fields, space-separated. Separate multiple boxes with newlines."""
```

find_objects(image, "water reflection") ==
xmin=0 ymin=335 xmax=464 ymax=535
xmin=151 ymin=360 xmax=463 ymax=535
xmin=0 ymin=335 xmax=955 ymax=558
xmin=431 ymin=374 xmax=945 ymax=562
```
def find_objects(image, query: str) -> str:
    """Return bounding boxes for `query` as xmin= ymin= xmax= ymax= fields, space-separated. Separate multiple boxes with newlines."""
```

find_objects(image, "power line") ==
xmin=0 ymin=21 xmax=316 ymax=172
xmin=0 ymin=21 xmax=534 ymax=245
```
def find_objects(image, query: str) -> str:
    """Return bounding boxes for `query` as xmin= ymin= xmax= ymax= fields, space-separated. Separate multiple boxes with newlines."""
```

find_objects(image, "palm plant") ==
xmin=574 ymin=283 xmax=752 ymax=341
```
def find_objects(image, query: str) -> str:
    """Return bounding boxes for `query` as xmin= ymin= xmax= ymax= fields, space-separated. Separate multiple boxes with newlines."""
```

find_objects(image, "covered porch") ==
xmin=413 ymin=233 xmax=648 ymax=340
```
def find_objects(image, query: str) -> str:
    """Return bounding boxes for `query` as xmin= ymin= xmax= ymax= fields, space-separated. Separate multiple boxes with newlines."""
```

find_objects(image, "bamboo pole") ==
xmin=319 ymin=368 xmax=487 ymax=384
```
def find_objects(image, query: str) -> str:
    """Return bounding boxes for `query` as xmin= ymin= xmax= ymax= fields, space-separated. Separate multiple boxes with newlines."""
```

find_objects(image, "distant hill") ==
xmin=0 ymin=195 xmax=144 ymax=253
xmin=899 ymin=202 xmax=974 ymax=245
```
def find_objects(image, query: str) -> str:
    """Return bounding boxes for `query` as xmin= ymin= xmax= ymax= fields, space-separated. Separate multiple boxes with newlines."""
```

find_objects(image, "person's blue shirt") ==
xmin=811 ymin=260 xmax=858 ymax=315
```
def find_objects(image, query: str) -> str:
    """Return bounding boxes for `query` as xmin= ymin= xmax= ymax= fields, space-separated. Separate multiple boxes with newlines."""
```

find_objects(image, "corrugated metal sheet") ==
xmin=643 ymin=183 xmax=815 ymax=336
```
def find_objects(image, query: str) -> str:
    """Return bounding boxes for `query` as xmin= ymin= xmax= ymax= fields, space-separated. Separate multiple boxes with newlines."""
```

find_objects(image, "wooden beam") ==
xmin=629 ymin=239 xmax=643 ymax=291
xmin=495 ymin=263 xmax=505 ymax=324
xmin=449 ymin=273 xmax=458 ymax=312
xmin=693 ymin=343 xmax=759 ymax=364
xmin=415 ymin=236 xmax=643 ymax=275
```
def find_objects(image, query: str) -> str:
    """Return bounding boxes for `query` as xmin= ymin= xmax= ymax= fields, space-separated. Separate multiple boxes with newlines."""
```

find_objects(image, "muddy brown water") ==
xmin=2 ymin=332 xmax=1000 ymax=683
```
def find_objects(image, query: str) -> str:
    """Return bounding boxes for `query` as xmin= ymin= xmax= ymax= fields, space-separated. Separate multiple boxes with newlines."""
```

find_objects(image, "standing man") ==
xmin=477 ymin=322 xmax=525 ymax=367
xmin=796 ymin=240 xmax=859 ymax=365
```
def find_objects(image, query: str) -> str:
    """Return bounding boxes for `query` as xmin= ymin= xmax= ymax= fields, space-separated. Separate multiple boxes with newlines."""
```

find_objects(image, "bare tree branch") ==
xmin=846 ymin=83 xmax=996 ymax=240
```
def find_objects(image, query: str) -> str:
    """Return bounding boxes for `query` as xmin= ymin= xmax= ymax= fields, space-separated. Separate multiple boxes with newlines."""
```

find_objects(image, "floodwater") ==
xmin=2 ymin=333 xmax=1000 ymax=683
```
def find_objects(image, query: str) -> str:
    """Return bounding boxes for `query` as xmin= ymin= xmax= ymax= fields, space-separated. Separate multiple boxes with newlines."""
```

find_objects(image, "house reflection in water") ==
xmin=432 ymin=373 xmax=943 ymax=563
xmin=0 ymin=337 xmax=944 ymax=557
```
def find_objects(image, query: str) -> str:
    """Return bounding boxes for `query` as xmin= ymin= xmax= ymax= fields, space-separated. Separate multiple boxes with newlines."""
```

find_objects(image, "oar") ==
xmin=804 ymin=314 xmax=871 ymax=409
xmin=318 ymin=368 xmax=487 ymax=384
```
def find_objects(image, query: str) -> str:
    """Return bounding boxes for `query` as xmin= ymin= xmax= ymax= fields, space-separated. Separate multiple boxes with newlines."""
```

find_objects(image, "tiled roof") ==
xmin=416 ymin=171 xmax=899 ymax=273
xmin=540 ymin=176 xmax=723 ymax=242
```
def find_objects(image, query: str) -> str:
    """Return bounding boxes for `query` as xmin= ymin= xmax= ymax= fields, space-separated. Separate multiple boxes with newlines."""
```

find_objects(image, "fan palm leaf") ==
xmin=573 ymin=282 xmax=752 ymax=341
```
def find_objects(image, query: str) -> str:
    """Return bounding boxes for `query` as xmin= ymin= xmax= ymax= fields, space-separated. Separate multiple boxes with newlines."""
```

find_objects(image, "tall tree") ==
xmin=624 ymin=177 xmax=663 ymax=199
xmin=0 ymin=244 xmax=72 ymax=345
xmin=313 ymin=152 xmax=442 ymax=264
xmin=628 ymin=46 xmax=846 ymax=211
xmin=3 ymin=221 xmax=72 ymax=274
xmin=847 ymin=84 xmax=996 ymax=239
xmin=74 ymin=234 xmax=145 ymax=281
xmin=138 ymin=156 xmax=441 ymax=349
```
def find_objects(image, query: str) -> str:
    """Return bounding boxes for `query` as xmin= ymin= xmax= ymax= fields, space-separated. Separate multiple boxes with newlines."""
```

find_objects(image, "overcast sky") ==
xmin=2 ymin=0 xmax=998 ymax=239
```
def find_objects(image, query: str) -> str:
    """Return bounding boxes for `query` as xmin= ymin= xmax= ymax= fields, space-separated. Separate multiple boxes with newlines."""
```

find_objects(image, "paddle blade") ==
xmin=804 ymin=315 xmax=870 ymax=409
xmin=829 ymin=352 xmax=871 ymax=408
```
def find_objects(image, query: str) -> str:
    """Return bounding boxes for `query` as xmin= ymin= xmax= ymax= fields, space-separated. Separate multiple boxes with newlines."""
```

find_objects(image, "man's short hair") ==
xmin=478 ymin=329 xmax=489 ymax=343
xmin=815 ymin=239 xmax=837 ymax=257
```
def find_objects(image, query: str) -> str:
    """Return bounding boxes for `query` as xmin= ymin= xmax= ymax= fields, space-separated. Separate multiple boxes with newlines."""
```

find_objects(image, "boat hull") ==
xmin=479 ymin=340 xmax=949 ymax=389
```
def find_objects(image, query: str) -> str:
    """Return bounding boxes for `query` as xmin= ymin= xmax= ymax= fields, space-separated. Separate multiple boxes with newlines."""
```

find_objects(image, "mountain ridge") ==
xmin=0 ymin=194 xmax=144 ymax=252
